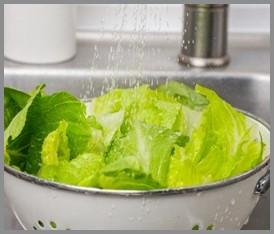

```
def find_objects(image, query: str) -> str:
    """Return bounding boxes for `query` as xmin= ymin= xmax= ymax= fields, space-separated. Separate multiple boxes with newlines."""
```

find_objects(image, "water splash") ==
xmin=230 ymin=198 xmax=236 ymax=206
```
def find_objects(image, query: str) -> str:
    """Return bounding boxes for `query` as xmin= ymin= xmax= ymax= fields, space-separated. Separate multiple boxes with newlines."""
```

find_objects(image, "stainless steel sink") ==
xmin=4 ymin=32 xmax=270 ymax=230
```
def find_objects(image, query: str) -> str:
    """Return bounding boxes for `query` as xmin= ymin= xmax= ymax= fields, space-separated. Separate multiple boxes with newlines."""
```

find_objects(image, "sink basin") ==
xmin=4 ymin=32 xmax=270 ymax=230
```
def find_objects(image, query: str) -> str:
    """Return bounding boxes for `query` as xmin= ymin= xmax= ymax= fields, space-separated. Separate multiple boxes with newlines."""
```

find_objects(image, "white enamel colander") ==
xmin=4 ymin=111 xmax=270 ymax=230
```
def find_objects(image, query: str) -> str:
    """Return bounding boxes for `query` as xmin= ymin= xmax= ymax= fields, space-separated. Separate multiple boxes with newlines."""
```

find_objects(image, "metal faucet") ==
xmin=179 ymin=4 xmax=229 ymax=67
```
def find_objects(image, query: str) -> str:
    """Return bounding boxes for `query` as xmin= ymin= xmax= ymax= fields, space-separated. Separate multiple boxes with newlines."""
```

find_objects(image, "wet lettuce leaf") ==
xmin=103 ymin=121 xmax=182 ymax=187
xmin=4 ymin=81 xmax=265 ymax=190
xmin=158 ymin=81 xmax=209 ymax=110
xmin=4 ymin=87 xmax=30 ymax=129
xmin=168 ymin=146 xmax=207 ymax=188
xmin=96 ymin=110 xmax=125 ymax=146
xmin=167 ymin=84 xmax=264 ymax=187
xmin=92 ymin=85 xmax=185 ymax=133
xmin=99 ymin=170 xmax=161 ymax=190
xmin=4 ymin=85 xmax=44 ymax=166
xmin=5 ymin=86 xmax=92 ymax=174
xmin=40 ymin=120 xmax=70 ymax=166
xmin=38 ymin=153 xmax=103 ymax=187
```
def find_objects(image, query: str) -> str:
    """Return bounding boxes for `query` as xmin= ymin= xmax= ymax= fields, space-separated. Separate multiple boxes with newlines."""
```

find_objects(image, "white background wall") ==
xmin=76 ymin=4 xmax=270 ymax=34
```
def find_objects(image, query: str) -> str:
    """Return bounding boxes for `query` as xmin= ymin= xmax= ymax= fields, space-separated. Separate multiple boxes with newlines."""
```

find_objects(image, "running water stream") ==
xmin=80 ymin=4 xmax=186 ymax=100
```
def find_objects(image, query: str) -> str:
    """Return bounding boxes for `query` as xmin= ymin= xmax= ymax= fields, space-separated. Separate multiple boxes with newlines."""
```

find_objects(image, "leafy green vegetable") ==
xmin=167 ymin=84 xmax=265 ymax=185
xmin=230 ymin=131 xmax=264 ymax=176
xmin=39 ymin=153 xmax=103 ymax=187
xmin=4 ymin=85 xmax=44 ymax=146
xmin=4 ymin=85 xmax=44 ymax=166
xmin=92 ymin=85 xmax=183 ymax=131
xmin=5 ymin=86 xmax=92 ymax=174
xmin=96 ymin=110 xmax=125 ymax=146
xmin=158 ymin=81 xmax=209 ymax=110
xmin=41 ymin=120 xmax=70 ymax=166
xmin=168 ymin=146 xmax=207 ymax=187
xmin=4 ymin=81 xmax=265 ymax=190
xmin=104 ymin=121 xmax=181 ymax=187
xmin=26 ymin=92 xmax=92 ymax=174
xmin=4 ymin=87 xmax=30 ymax=129
xmin=99 ymin=171 xmax=161 ymax=190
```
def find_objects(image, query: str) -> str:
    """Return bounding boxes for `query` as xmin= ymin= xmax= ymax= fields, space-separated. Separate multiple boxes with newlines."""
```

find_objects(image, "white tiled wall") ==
xmin=76 ymin=4 xmax=270 ymax=34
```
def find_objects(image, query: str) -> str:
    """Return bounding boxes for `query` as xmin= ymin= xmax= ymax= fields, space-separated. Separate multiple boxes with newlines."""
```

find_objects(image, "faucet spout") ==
xmin=179 ymin=4 xmax=229 ymax=67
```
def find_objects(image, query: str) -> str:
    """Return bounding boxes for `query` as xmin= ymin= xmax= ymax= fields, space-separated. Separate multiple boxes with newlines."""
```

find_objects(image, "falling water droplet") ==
xmin=243 ymin=217 xmax=250 ymax=225
xmin=224 ymin=207 xmax=229 ymax=213
xmin=196 ymin=192 xmax=202 ymax=197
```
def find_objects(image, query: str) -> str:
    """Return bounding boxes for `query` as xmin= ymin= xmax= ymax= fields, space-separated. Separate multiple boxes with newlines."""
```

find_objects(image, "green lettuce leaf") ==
xmin=4 ymin=87 xmax=30 ymax=129
xmin=92 ymin=88 xmax=133 ymax=115
xmin=230 ymin=131 xmax=265 ymax=176
xmin=38 ymin=153 xmax=103 ymax=187
xmin=104 ymin=121 xmax=181 ymax=187
xmin=158 ymin=81 xmax=209 ymax=110
xmin=168 ymin=84 xmax=264 ymax=184
xmin=96 ymin=110 xmax=125 ymax=146
xmin=92 ymin=85 xmax=183 ymax=131
xmin=5 ymin=87 xmax=92 ymax=174
xmin=41 ymin=120 xmax=70 ymax=166
xmin=84 ymin=116 xmax=105 ymax=155
xmin=4 ymin=85 xmax=45 ymax=167
xmin=25 ymin=92 xmax=92 ymax=174
xmin=168 ymin=146 xmax=207 ymax=188
xmin=98 ymin=170 xmax=161 ymax=190
xmin=4 ymin=81 xmax=266 ymax=190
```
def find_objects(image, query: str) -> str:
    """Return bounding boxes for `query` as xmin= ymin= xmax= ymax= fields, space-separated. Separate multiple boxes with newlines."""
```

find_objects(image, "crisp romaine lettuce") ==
xmin=4 ymin=82 xmax=265 ymax=190
xmin=104 ymin=121 xmax=182 ymax=187
xmin=230 ymin=131 xmax=264 ymax=176
xmin=96 ymin=110 xmax=125 ymax=146
xmin=4 ymin=85 xmax=44 ymax=167
xmin=135 ymin=100 xmax=183 ymax=130
xmin=4 ymin=87 xmax=30 ymax=129
xmin=99 ymin=171 xmax=161 ymax=190
xmin=92 ymin=85 xmax=183 ymax=131
xmin=169 ymin=84 xmax=265 ymax=183
xmin=25 ymin=92 xmax=92 ymax=174
xmin=158 ymin=81 xmax=209 ymax=110
xmin=92 ymin=88 xmax=133 ymax=115
xmin=4 ymin=85 xmax=44 ymax=146
xmin=39 ymin=153 xmax=103 ymax=187
xmin=168 ymin=146 xmax=207 ymax=188
xmin=41 ymin=120 xmax=70 ymax=166
xmin=85 ymin=116 xmax=105 ymax=154
xmin=5 ymin=87 xmax=92 ymax=174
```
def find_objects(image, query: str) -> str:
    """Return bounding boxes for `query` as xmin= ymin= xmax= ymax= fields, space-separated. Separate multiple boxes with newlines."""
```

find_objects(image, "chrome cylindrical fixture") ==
xmin=179 ymin=4 xmax=229 ymax=67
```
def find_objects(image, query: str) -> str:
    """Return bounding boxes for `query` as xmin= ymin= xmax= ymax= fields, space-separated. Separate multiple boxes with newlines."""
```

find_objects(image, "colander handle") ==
xmin=254 ymin=170 xmax=270 ymax=195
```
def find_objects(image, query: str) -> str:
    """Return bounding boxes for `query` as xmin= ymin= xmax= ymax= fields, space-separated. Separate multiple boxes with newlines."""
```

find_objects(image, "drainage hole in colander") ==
xmin=33 ymin=226 xmax=37 ymax=230
xmin=192 ymin=224 xmax=200 ymax=230
xmin=38 ymin=220 xmax=44 ymax=228
xmin=207 ymin=224 xmax=214 ymax=230
xmin=50 ymin=221 xmax=57 ymax=229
